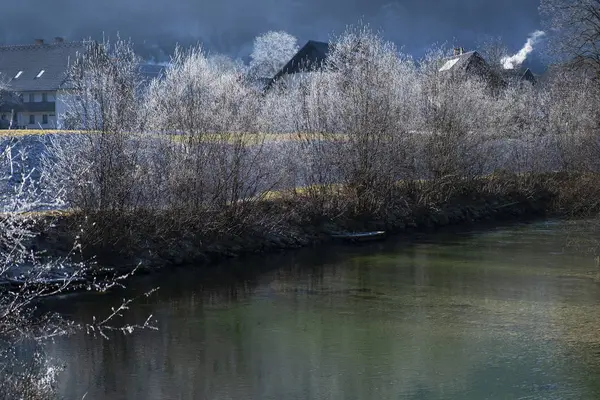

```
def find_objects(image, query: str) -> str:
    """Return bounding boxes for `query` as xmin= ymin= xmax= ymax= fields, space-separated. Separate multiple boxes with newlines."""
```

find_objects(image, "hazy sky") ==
xmin=2 ymin=0 xmax=544 ymax=66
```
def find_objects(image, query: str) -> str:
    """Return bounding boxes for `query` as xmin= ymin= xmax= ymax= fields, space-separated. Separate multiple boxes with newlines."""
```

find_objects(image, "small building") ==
xmin=438 ymin=48 xmax=540 ymax=93
xmin=500 ymin=68 xmax=537 ymax=86
xmin=138 ymin=63 xmax=166 ymax=84
xmin=438 ymin=49 xmax=505 ymax=89
xmin=266 ymin=40 xmax=330 ymax=90
xmin=0 ymin=38 xmax=87 ymax=129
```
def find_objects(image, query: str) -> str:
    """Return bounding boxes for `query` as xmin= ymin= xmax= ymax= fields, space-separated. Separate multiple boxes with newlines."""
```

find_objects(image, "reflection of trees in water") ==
xmin=50 ymin=260 xmax=483 ymax=398
xmin=47 ymin=221 xmax=600 ymax=399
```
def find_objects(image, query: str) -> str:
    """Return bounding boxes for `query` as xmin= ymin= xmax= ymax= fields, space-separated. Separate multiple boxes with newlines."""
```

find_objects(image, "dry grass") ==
xmin=259 ymin=183 xmax=346 ymax=200
xmin=0 ymin=209 xmax=74 ymax=219
xmin=0 ymin=129 xmax=345 ymax=144
xmin=0 ymin=129 xmax=86 ymax=138
xmin=166 ymin=131 xmax=344 ymax=145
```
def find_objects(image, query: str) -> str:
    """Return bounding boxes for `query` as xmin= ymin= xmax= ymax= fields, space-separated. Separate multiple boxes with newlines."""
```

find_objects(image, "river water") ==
xmin=48 ymin=220 xmax=600 ymax=399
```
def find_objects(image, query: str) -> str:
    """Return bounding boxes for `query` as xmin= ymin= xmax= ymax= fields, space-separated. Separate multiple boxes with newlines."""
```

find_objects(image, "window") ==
xmin=1 ymin=115 xmax=5 ymax=120
xmin=28 ymin=93 xmax=34 ymax=103
xmin=14 ymin=71 xmax=23 ymax=79
xmin=42 ymin=114 xmax=48 ymax=124
xmin=36 ymin=70 xmax=45 ymax=79
xmin=29 ymin=115 xmax=35 ymax=125
xmin=42 ymin=93 xmax=47 ymax=102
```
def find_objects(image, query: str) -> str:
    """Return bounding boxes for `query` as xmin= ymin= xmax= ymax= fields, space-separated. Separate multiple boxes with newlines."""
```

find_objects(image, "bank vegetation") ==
xmin=34 ymin=28 xmax=599 ymax=266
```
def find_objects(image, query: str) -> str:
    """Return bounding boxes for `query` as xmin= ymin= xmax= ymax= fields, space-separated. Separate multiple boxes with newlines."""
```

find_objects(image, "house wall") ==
xmin=22 ymin=91 xmax=56 ymax=103
xmin=0 ymin=90 xmax=59 ymax=129
xmin=0 ymin=111 xmax=56 ymax=129
xmin=0 ymin=89 xmax=91 ymax=130
xmin=55 ymin=90 xmax=77 ymax=129
xmin=22 ymin=112 xmax=57 ymax=129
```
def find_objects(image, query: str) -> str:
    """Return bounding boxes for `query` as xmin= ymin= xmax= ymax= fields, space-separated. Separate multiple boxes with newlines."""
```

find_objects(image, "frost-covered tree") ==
xmin=59 ymin=37 xmax=148 ymax=218
xmin=143 ymin=45 xmax=275 ymax=221
xmin=0 ymin=136 xmax=156 ymax=399
xmin=477 ymin=35 xmax=510 ymax=75
xmin=540 ymin=0 xmax=600 ymax=75
xmin=248 ymin=31 xmax=299 ymax=79
xmin=0 ymin=41 xmax=158 ymax=397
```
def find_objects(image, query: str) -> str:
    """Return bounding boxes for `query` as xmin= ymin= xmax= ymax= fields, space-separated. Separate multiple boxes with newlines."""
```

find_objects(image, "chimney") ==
xmin=34 ymin=39 xmax=44 ymax=45
xmin=453 ymin=47 xmax=465 ymax=56
xmin=54 ymin=37 xmax=64 ymax=44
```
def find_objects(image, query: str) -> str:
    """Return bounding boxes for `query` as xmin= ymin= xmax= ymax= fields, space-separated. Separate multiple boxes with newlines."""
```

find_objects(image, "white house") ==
xmin=0 ymin=39 xmax=166 ymax=130
xmin=0 ymin=38 xmax=88 ymax=129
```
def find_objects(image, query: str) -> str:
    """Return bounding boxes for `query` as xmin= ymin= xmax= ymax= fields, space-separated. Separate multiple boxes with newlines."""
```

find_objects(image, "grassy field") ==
xmin=0 ymin=129 xmax=341 ymax=143
xmin=158 ymin=132 xmax=342 ymax=145
xmin=0 ymin=129 xmax=88 ymax=137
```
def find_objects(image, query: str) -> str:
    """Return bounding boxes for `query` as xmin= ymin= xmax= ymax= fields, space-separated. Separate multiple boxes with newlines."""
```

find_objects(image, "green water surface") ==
xmin=50 ymin=220 xmax=600 ymax=399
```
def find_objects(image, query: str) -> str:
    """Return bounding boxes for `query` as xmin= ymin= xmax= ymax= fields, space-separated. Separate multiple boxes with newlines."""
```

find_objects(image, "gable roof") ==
xmin=267 ymin=40 xmax=330 ymax=87
xmin=501 ymin=68 xmax=537 ymax=85
xmin=522 ymin=68 xmax=536 ymax=84
xmin=138 ymin=63 xmax=166 ymax=83
xmin=439 ymin=50 xmax=509 ymax=90
xmin=0 ymin=42 xmax=88 ymax=92
xmin=439 ymin=51 xmax=488 ymax=74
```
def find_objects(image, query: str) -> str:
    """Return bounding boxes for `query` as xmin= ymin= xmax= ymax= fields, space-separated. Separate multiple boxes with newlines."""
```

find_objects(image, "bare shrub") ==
xmin=540 ymin=0 xmax=600 ymax=74
xmin=46 ymin=26 xmax=600 ymax=250
xmin=248 ymin=31 xmax=299 ymax=79
xmin=0 ymin=136 xmax=156 ymax=399
xmin=144 ymin=46 xmax=273 ymax=221
xmin=262 ymin=26 xmax=422 ymax=219
xmin=545 ymin=66 xmax=600 ymax=172
xmin=60 ymin=37 xmax=147 ymax=217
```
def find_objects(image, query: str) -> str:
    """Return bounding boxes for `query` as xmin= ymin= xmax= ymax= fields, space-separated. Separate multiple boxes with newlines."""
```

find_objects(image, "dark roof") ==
xmin=500 ymin=68 xmax=537 ymax=85
xmin=138 ymin=63 xmax=166 ymax=83
xmin=438 ymin=50 xmax=507 ymax=89
xmin=268 ymin=40 xmax=330 ymax=87
xmin=439 ymin=51 xmax=487 ymax=74
xmin=0 ymin=42 xmax=88 ymax=92
xmin=522 ymin=68 xmax=536 ymax=84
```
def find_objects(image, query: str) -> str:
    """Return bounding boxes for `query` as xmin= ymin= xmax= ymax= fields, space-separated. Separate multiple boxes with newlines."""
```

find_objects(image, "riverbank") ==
xmin=22 ymin=171 xmax=598 ymax=279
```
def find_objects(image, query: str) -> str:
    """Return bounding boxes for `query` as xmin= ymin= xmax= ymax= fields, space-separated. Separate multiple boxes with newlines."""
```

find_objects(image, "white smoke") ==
xmin=501 ymin=30 xmax=545 ymax=69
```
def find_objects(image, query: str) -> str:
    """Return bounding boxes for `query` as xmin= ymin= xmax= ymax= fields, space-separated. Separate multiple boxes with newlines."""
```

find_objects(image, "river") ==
xmin=47 ymin=219 xmax=600 ymax=399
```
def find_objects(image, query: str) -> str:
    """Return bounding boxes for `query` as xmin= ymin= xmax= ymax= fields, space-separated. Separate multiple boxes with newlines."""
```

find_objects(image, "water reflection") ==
xmin=47 ymin=220 xmax=600 ymax=399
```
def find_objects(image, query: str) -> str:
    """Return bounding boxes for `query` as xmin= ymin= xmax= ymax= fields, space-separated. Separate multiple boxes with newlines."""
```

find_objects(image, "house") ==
xmin=138 ymin=63 xmax=166 ymax=84
xmin=266 ymin=40 xmax=330 ymax=90
xmin=500 ymin=68 xmax=537 ymax=86
xmin=438 ymin=48 xmax=505 ymax=90
xmin=0 ymin=38 xmax=88 ymax=129
xmin=439 ymin=48 xmax=538 ymax=90
xmin=0 ymin=39 xmax=167 ymax=130
xmin=521 ymin=68 xmax=537 ymax=85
